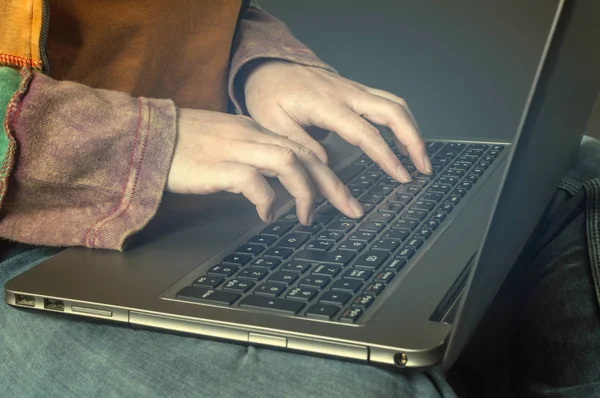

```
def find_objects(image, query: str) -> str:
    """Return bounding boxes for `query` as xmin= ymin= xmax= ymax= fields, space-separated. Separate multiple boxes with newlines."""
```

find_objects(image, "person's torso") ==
xmin=48 ymin=0 xmax=243 ymax=111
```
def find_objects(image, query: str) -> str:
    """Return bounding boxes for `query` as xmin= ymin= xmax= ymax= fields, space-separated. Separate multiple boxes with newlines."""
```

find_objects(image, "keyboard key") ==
xmin=446 ymin=195 xmax=462 ymax=205
xmin=413 ymin=228 xmax=433 ymax=240
xmin=348 ymin=231 xmax=376 ymax=242
xmin=378 ymin=203 xmax=404 ymax=213
xmin=405 ymin=209 xmax=428 ymax=221
xmin=305 ymin=239 xmax=334 ymax=251
xmin=279 ymin=213 xmax=299 ymax=223
xmin=343 ymin=268 xmax=373 ymax=281
xmin=331 ymin=279 xmax=363 ymax=294
xmin=452 ymin=188 xmax=468 ymax=198
xmin=235 ymin=244 xmax=264 ymax=256
xmin=443 ymin=170 xmax=465 ymax=178
xmin=248 ymin=235 xmax=277 ymax=246
xmin=429 ymin=184 xmax=451 ymax=194
xmin=397 ymin=186 xmax=421 ymax=195
xmin=319 ymin=291 xmax=352 ymax=306
xmin=422 ymin=192 xmax=444 ymax=202
xmin=317 ymin=204 xmax=340 ymax=216
xmin=397 ymin=247 xmax=416 ymax=259
xmin=425 ymin=219 xmax=440 ymax=230
xmin=207 ymin=264 xmax=239 ymax=277
xmin=352 ymin=295 xmax=376 ymax=309
xmin=431 ymin=157 xmax=451 ymax=165
xmin=312 ymin=264 xmax=342 ymax=277
xmin=412 ymin=200 xmax=436 ymax=211
xmin=378 ymin=176 xmax=401 ymax=187
xmin=426 ymin=141 xmax=444 ymax=154
xmin=306 ymin=304 xmax=340 ymax=320
xmin=391 ymin=219 xmax=419 ymax=231
xmin=261 ymin=222 xmax=293 ymax=237
xmin=250 ymin=258 xmax=281 ymax=270
xmin=381 ymin=229 xmax=410 ymax=241
xmin=358 ymin=221 xmax=386 ymax=233
xmin=406 ymin=238 xmax=424 ymax=249
xmin=338 ymin=164 xmax=368 ymax=183
xmin=327 ymin=221 xmax=355 ymax=232
xmin=286 ymin=286 xmax=319 ymax=302
xmin=368 ymin=185 xmax=395 ymax=196
xmin=239 ymin=296 xmax=305 ymax=315
xmin=222 ymin=254 xmax=252 ymax=266
xmin=371 ymin=239 xmax=401 ymax=252
xmin=468 ymin=143 xmax=489 ymax=151
xmin=349 ymin=179 xmax=374 ymax=190
xmin=278 ymin=233 xmax=310 ymax=249
xmin=299 ymin=275 xmax=331 ymax=289
xmin=193 ymin=275 xmax=224 ymax=289
xmin=363 ymin=282 xmax=385 ymax=296
xmin=388 ymin=193 xmax=413 ymax=204
xmin=340 ymin=307 xmax=364 ymax=323
xmin=237 ymin=267 xmax=269 ymax=281
xmin=316 ymin=230 xmax=344 ymax=242
xmin=368 ymin=212 xmax=394 ymax=223
xmin=444 ymin=142 xmax=466 ymax=151
xmin=269 ymin=271 xmax=298 ymax=285
xmin=349 ymin=187 xmax=364 ymax=197
xmin=464 ymin=174 xmax=479 ymax=184
xmin=359 ymin=193 xmax=385 ymax=204
xmin=223 ymin=279 xmax=255 ymax=293
xmin=255 ymin=282 xmax=287 ymax=297
xmin=263 ymin=247 xmax=293 ymax=259
xmin=439 ymin=203 xmax=454 ymax=213
xmin=314 ymin=214 xmax=334 ymax=225
xmin=177 ymin=286 xmax=240 ymax=306
xmin=361 ymin=172 xmax=384 ymax=181
xmin=295 ymin=224 xmax=322 ymax=234
xmin=471 ymin=167 xmax=486 ymax=175
xmin=354 ymin=251 xmax=389 ymax=269
xmin=338 ymin=239 xmax=367 ymax=252
xmin=294 ymin=250 xmax=356 ymax=266
xmin=281 ymin=261 xmax=312 ymax=273
xmin=431 ymin=211 xmax=447 ymax=222
xmin=384 ymin=257 xmax=407 ymax=272
xmin=375 ymin=271 xmax=396 ymax=283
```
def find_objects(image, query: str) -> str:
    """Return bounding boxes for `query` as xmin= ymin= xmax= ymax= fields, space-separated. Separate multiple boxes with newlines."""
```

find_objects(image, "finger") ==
xmin=256 ymin=132 xmax=365 ymax=219
xmin=226 ymin=141 xmax=316 ymax=225
xmin=312 ymin=106 xmax=412 ymax=183
xmin=253 ymin=111 xmax=329 ymax=164
xmin=197 ymin=162 xmax=277 ymax=223
xmin=350 ymin=92 xmax=431 ymax=174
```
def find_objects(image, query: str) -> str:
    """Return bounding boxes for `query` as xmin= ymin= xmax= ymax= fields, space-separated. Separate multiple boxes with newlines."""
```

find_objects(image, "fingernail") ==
xmin=348 ymin=197 xmax=364 ymax=218
xmin=396 ymin=166 xmax=412 ymax=183
xmin=423 ymin=156 xmax=433 ymax=174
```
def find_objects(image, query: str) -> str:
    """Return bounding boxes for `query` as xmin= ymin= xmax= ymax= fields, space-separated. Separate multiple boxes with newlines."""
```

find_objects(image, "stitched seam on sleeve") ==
xmin=1 ymin=67 xmax=34 ymax=207
xmin=83 ymin=98 xmax=144 ymax=247
xmin=89 ymin=99 xmax=152 ymax=248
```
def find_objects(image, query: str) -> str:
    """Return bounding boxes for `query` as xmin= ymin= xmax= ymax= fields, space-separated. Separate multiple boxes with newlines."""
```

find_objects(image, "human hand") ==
xmin=243 ymin=60 xmax=431 ymax=182
xmin=166 ymin=109 xmax=365 ymax=224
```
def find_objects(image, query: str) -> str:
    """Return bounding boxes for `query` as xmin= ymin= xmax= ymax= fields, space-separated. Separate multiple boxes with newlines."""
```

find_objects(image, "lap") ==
xmin=0 ymin=245 xmax=451 ymax=398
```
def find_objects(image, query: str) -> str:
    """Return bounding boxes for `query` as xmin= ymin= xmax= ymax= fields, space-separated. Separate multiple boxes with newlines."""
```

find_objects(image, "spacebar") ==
xmin=239 ymin=296 xmax=305 ymax=314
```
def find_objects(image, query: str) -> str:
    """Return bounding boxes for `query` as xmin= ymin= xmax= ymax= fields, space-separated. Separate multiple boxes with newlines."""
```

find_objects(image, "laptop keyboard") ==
xmin=175 ymin=139 xmax=505 ymax=324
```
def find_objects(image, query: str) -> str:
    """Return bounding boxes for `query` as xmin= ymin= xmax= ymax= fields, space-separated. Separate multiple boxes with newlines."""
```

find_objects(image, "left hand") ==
xmin=243 ymin=59 xmax=432 ymax=183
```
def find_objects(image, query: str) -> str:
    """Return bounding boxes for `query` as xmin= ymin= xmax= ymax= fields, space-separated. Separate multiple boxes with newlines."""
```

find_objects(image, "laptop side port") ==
xmin=15 ymin=294 xmax=36 ymax=307
xmin=43 ymin=298 xmax=64 ymax=311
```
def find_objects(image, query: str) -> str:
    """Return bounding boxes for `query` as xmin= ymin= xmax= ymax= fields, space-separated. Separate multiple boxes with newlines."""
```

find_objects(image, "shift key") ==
xmin=176 ymin=286 xmax=240 ymax=306
xmin=294 ymin=250 xmax=356 ymax=266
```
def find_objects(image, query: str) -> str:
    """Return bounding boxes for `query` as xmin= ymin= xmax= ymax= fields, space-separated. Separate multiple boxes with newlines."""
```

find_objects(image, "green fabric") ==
xmin=0 ymin=67 xmax=21 ymax=156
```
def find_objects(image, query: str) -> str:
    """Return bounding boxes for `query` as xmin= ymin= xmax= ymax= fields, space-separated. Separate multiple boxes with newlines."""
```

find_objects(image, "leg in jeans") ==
xmin=0 ymin=248 xmax=453 ymax=397
xmin=450 ymin=137 xmax=600 ymax=397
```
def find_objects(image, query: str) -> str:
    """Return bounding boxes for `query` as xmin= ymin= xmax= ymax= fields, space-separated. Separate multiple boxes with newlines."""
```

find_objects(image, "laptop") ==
xmin=5 ymin=0 xmax=600 ymax=370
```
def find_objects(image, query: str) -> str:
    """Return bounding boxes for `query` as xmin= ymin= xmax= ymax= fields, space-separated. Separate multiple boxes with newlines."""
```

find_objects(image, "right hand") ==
xmin=166 ymin=109 xmax=365 ymax=225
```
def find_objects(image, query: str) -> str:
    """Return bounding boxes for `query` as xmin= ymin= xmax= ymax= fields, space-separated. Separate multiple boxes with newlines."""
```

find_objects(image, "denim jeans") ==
xmin=2 ymin=138 xmax=600 ymax=398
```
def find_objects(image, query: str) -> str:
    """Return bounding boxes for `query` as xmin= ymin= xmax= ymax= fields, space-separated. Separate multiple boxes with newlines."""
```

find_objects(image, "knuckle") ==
xmin=278 ymin=147 xmax=300 ymax=168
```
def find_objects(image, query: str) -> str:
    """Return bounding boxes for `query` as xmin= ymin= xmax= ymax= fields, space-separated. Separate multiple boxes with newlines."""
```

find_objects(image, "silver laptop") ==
xmin=5 ymin=0 xmax=600 ymax=370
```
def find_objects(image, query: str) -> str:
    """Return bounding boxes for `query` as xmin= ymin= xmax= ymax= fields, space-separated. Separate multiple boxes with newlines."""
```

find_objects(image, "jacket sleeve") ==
xmin=0 ymin=68 xmax=177 ymax=250
xmin=228 ymin=5 xmax=338 ymax=115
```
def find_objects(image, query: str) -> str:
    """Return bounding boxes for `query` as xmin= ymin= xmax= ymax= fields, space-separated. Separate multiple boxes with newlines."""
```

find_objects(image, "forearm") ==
xmin=0 ymin=70 xmax=177 ymax=250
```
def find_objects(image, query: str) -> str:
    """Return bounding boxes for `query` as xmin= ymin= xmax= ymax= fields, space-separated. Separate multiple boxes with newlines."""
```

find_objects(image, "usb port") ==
xmin=15 ymin=294 xmax=35 ymax=307
xmin=43 ymin=298 xmax=64 ymax=312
